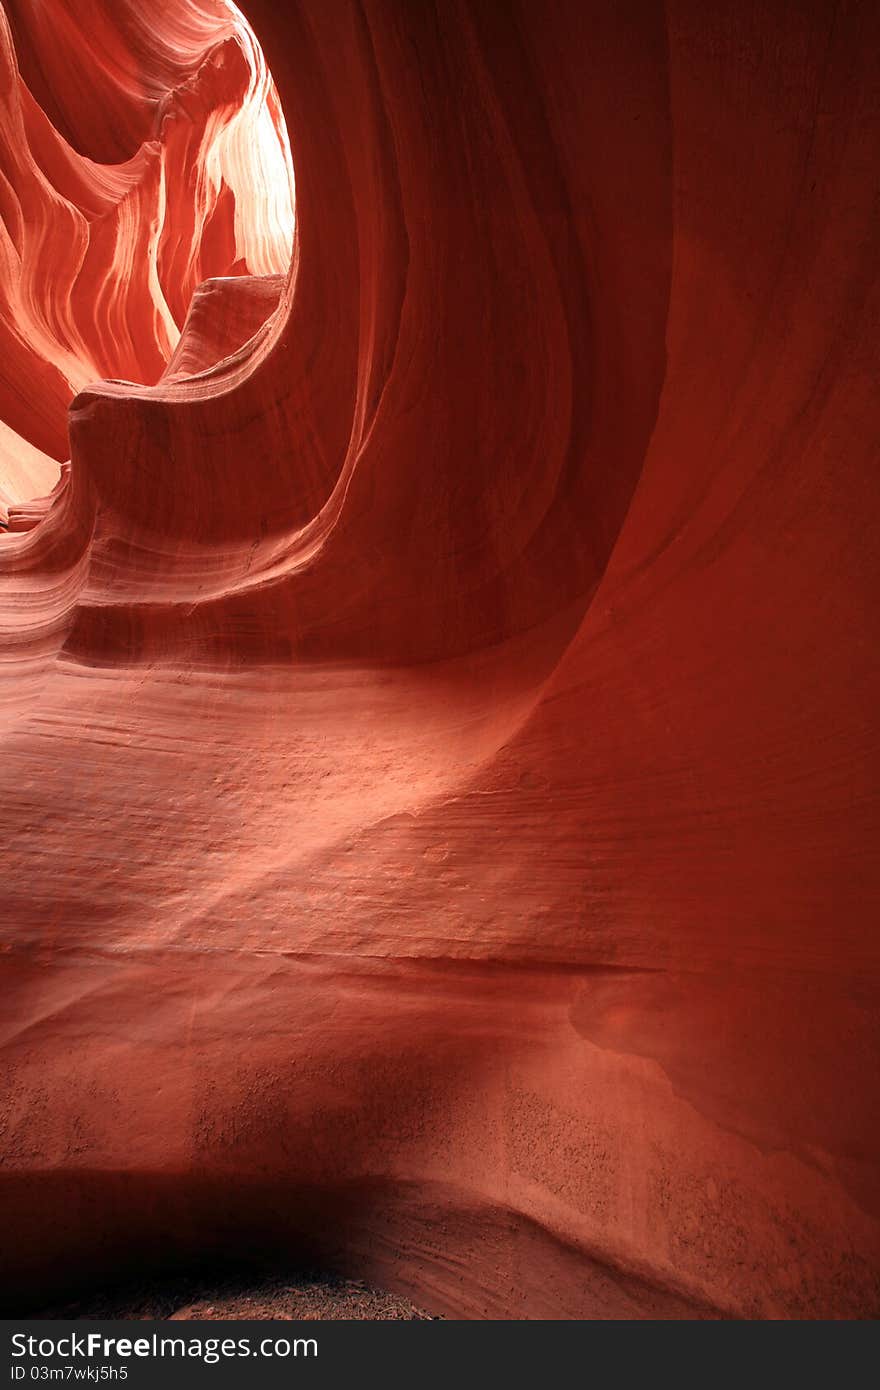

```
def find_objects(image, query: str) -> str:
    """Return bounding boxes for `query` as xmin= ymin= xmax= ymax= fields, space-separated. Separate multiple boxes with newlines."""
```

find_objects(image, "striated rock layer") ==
xmin=0 ymin=0 xmax=293 ymax=508
xmin=1 ymin=0 xmax=879 ymax=1318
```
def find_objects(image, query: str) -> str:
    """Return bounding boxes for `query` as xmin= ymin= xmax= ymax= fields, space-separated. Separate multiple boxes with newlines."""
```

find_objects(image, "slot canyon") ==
xmin=1 ymin=0 xmax=878 ymax=1320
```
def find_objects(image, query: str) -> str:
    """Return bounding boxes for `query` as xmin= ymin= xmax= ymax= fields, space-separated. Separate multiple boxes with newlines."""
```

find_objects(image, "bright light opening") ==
xmin=0 ymin=0 xmax=295 ymax=529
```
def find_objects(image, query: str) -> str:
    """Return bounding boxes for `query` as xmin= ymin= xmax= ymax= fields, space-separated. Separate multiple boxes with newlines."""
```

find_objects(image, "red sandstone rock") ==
xmin=0 ymin=0 xmax=293 ymax=477
xmin=0 ymin=0 xmax=878 ymax=1319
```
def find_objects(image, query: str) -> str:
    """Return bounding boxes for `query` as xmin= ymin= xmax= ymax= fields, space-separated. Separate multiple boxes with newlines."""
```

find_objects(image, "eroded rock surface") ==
xmin=1 ymin=0 xmax=878 ymax=1319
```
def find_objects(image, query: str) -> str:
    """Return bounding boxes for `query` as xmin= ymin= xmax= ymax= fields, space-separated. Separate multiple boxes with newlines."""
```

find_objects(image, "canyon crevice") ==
xmin=1 ymin=0 xmax=878 ymax=1318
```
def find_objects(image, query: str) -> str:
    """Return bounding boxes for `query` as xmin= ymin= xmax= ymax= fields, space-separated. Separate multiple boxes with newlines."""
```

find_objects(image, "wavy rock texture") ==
xmin=0 ymin=0 xmax=293 ymax=507
xmin=1 ymin=0 xmax=879 ymax=1319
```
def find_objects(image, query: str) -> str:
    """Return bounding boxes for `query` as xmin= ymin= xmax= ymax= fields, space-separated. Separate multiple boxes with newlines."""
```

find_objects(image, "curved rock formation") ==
xmin=0 ymin=0 xmax=293 ymax=499
xmin=1 ymin=0 xmax=878 ymax=1319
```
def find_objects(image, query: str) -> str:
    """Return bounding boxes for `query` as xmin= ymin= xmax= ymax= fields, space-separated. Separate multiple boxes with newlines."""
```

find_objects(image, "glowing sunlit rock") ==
xmin=0 ymin=0 xmax=293 ymax=486
xmin=0 ymin=0 xmax=878 ymax=1322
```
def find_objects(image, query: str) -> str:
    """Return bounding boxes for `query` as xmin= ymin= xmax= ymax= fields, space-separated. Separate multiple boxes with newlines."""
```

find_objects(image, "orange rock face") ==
xmin=1 ymin=0 xmax=879 ymax=1319
xmin=0 ymin=0 xmax=293 ymax=506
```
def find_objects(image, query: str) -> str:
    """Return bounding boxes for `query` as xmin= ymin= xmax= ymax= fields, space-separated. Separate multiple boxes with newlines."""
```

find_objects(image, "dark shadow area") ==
xmin=1 ymin=1171 xmax=724 ymax=1321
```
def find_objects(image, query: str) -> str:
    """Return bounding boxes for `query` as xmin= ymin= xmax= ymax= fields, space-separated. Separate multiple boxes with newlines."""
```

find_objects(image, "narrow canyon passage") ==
xmin=0 ymin=0 xmax=293 ymax=519
xmin=1 ymin=0 xmax=878 ymax=1319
